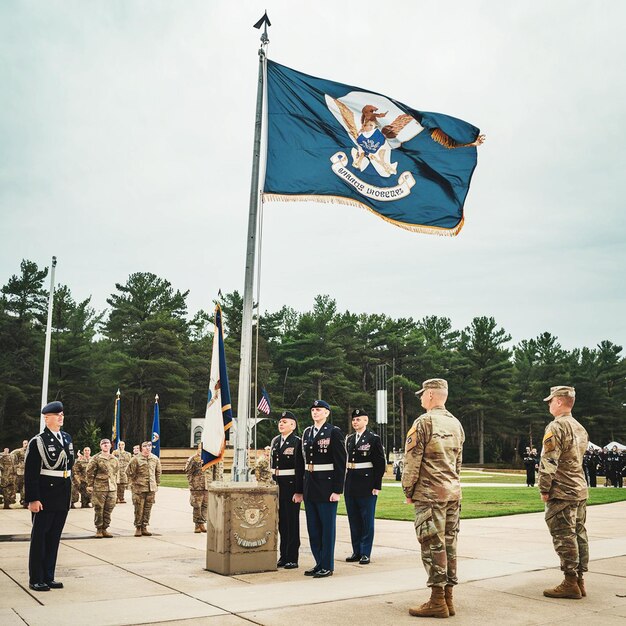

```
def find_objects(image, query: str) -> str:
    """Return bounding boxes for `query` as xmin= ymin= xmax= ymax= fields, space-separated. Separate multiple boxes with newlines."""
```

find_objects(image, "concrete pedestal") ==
xmin=205 ymin=481 xmax=278 ymax=575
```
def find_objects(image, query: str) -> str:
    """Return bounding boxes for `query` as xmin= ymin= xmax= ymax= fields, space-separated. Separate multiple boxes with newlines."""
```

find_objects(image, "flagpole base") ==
xmin=205 ymin=482 xmax=278 ymax=575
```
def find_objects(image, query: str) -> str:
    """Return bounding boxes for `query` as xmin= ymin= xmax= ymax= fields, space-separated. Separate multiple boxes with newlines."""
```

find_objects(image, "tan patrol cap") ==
xmin=543 ymin=385 xmax=576 ymax=402
xmin=415 ymin=378 xmax=448 ymax=395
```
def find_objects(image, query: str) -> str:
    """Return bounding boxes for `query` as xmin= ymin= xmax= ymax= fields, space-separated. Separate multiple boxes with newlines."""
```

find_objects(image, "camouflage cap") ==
xmin=415 ymin=378 xmax=448 ymax=395
xmin=543 ymin=385 xmax=576 ymax=402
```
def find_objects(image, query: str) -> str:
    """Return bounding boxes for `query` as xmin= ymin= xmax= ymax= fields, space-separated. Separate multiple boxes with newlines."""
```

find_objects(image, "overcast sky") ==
xmin=1 ymin=1 xmax=624 ymax=351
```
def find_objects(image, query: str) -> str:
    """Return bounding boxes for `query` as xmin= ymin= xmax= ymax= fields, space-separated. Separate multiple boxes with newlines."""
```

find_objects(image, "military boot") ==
xmin=444 ymin=585 xmax=455 ymax=616
xmin=95 ymin=529 xmax=104 ymax=538
xmin=194 ymin=524 xmax=202 ymax=533
xmin=409 ymin=587 xmax=449 ymax=618
xmin=577 ymin=575 xmax=586 ymax=597
xmin=134 ymin=527 xmax=142 ymax=537
xmin=141 ymin=527 xmax=153 ymax=536
xmin=102 ymin=529 xmax=113 ymax=538
xmin=200 ymin=523 xmax=207 ymax=533
xmin=543 ymin=573 xmax=582 ymax=599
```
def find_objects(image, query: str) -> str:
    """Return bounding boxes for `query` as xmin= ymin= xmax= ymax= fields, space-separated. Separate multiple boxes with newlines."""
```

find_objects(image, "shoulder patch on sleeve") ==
xmin=543 ymin=430 xmax=556 ymax=453
xmin=405 ymin=425 xmax=417 ymax=453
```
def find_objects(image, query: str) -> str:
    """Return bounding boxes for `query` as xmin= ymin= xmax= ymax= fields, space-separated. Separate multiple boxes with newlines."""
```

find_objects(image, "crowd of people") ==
xmin=582 ymin=446 xmax=626 ymax=488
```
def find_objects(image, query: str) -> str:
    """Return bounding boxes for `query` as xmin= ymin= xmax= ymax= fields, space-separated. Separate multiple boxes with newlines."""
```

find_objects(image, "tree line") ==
xmin=1 ymin=259 xmax=625 ymax=463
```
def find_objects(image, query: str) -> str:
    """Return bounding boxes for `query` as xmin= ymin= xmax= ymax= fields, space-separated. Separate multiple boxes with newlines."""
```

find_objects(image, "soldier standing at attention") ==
xmin=402 ymin=379 xmax=465 ymax=619
xmin=86 ymin=439 xmax=119 ymax=538
xmin=73 ymin=447 xmax=92 ymax=508
xmin=24 ymin=401 xmax=75 ymax=591
xmin=301 ymin=400 xmax=347 ymax=579
xmin=11 ymin=440 xmax=29 ymax=507
xmin=126 ymin=441 xmax=161 ymax=537
xmin=0 ymin=447 xmax=17 ymax=508
xmin=344 ymin=409 xmax=386 ymax=565
xmin=112 ymin=441 xmax=132 ymax=503
xmin=539 ymin=385 xmax=589 ymax=599
xmin=185 ymin=443 xmax=223 ymax=533
xmin=270 ymin=411 xmax=304 ymax=569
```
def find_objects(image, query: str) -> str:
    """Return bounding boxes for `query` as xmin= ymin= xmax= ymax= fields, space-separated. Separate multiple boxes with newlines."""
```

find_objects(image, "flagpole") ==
xmin=40 ymin=256 xmax=57 ymax=432
xmin=233 ymin=22 xmax=269 ymax=482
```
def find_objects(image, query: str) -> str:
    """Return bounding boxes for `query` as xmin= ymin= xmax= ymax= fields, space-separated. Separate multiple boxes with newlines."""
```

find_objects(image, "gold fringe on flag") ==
xmin=262 ymin=193 xmax=464 ymax=237
xmin=430 ymin=129 xmax=485 ymax=149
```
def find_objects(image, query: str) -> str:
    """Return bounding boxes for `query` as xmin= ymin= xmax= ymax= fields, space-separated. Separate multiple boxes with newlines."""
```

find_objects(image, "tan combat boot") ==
xmin=543 ymin=572 xmax=582 ymax=599
xmin=102 ymin=529 xmax=113 ymax=538
xmin=577 ymin=574 xmax=586 ymax=597
xmin=409 ymin=587 xmax=449 ymax=618
xmin=141 ymin=527 xmax=153 ymax=536
xmin=200 ymin=523 xmax=207 ymax=533
xmin=444 ymin=585 xmax=455 ymax=616
xmin=134 ymin=527 xmax=142 ymax=537
xmin=94 ymin=529 xmax=104 ymax=538
xmin=194 ymin=524 xmax=202 ymax=534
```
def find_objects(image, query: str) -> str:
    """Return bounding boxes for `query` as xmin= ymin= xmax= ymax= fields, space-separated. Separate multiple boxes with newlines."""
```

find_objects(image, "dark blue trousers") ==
xmin=29 ymin=510 xmax=68 ymax=584
xmin=304 ymin=500 xmax=338 ymax=571
xmin=278 ymin=497 xmax=301 ymax=563
xmin=345 ymin=494 xmax=377 ymax=558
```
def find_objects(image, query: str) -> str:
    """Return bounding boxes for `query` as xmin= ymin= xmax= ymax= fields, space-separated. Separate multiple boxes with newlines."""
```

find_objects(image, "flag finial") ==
xmin=116 ymin=389 xmax=120 ymax=398
xmin=252 ymin=11 xmax=271 ymax=45
xmin=155 ymin=394 xmax=159 ymax=402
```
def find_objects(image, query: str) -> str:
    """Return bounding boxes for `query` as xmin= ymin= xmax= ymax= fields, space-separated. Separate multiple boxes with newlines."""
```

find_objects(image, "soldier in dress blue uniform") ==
xmin=270 ymin=411 xmax=304 ymax=569
xmin=24 ymin=401 xmax=75 ymax=592
xmin=301 ymin=400 xmax=347 ymax=578
xmin=344 ymin=409 xmax=386 ymax=565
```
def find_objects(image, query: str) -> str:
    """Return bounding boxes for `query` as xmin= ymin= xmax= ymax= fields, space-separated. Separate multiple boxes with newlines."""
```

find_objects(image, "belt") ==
xmin=272 ymin=468 xmax=296 ymax=476
xmin=347 ymin=462 xmax=373 ymax=470
xmin=306 ymin=463 xmax=334 ymax=472
xmin=41 ymin=469 xmax=71 ymax=478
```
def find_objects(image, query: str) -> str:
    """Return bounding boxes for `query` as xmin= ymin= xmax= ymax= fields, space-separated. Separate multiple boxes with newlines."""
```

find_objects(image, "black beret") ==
xmin=42 ymin=400 xmax=64 ymax=414
xmin=280 ymin=411 xmax=298 ymax=423
xmin=311 ymin=399 xmax=330 ymax=410
xmin=351 ymin=409 xmax=368 ymax=418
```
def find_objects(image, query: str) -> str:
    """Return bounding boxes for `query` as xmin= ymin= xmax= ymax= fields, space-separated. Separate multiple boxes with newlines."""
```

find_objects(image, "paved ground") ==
xmin=1 ymin=488 xmax=625 ymax=625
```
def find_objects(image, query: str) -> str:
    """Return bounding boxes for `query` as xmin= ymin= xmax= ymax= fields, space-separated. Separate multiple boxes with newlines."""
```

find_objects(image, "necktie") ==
xmin=313 ymin=428 xmax=318 ymax=438
xmin=56 ymin=432 xmax=63 ymax=445
xmin=355 ymin=433 xmax=360 ymax=445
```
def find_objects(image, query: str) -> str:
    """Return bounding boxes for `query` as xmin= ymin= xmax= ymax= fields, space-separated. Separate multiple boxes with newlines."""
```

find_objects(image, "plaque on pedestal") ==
xmin=206 ymin=481 xmax=278 ymax=575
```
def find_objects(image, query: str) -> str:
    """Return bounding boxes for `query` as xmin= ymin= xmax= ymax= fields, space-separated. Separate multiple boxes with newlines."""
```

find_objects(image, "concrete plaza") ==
xmin=1 ymin=487 xmax=625 ymax=625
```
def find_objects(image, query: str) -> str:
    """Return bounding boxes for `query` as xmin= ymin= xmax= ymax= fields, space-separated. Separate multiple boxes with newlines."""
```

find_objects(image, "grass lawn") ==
xmin=161 ymin=474 xmax=626 ymax=520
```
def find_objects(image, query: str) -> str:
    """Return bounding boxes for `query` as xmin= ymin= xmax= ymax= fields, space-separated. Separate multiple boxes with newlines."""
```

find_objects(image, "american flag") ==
xmin=257 ymin=388 xmax=271 ymax=415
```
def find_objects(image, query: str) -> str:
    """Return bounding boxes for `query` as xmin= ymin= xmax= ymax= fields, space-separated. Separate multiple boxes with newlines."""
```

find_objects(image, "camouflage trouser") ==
xmin=16 ymin=475 xmax=25 ymax=504
xmin=117 ymin=483 xmax=128 ymax=501
xmin=79 ymin=483 xmax=91 ymax=507
xmin=1 ymin=482 xmax=16 ymax=506
xmin=413 ymin=500 xmax=460 ymax=588
xmin=545 ymin=499 xmax=589 ymax=574
xmin=189 ymin=489 xmax=208 ymax=523
xmin=132 ymin=491 xmax=156 ymax=528
xmin=92 ymin=490 xmax=117 ymax=530
xmin=71 ymin=479 xmax=80 ymax=505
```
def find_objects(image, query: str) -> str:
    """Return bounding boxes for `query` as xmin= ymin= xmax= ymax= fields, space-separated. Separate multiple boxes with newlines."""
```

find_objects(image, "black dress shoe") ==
xmin=276 ymin=559 xmax=286 ymax=568
xmin=345 ymin=553 xmax=360 ymax=562
xmin=304 ymin=566 xmax=320 ymax=576
xmin=313 ymin=569 xmax=333 ymax=578
xmin=284 ymin=562 xmax=299 ymax=569
xmin=29 ymin=583 xmax=50 ymax=592
xmin=46 ymin=580 xmax=64 ymax=589
xmin=359 ymin=556 xmax=370 ymax=565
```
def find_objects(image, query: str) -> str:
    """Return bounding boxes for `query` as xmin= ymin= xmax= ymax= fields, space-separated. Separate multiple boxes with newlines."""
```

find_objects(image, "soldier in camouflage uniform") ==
xmin=402 ymin=379 xmax=465 ymax=619
xmin=86 ymin=439 xmax=120 ymax=538
xmin=538 ymin=385 xmax=589 ymax=599
xmin=73 ymin=447 xmax=92 ymax=507
xmin=112 ymin=440 xmax=132 ymax=503
xmin=126 ymin=441 xmax=161 ymax=536
xmin=11 ymin=440 xmax=29 ymax=507
xmin=254 ymin=448 xmax=272 ymax=485
xmin=0 ymin=447 xmax=17 ymax=509
xmin=185 ymin=443 xmax=224 ymax=533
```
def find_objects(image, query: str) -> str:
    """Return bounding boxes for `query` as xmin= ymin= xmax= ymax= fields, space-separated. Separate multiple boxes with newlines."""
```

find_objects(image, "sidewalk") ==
xmin=1 ymin=488 xmax=625 ymax=625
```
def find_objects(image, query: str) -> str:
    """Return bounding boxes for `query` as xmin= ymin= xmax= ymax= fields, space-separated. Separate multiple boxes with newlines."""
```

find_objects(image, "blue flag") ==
xmin=201 ymin=305 xmax=233 ymax=468
xmin=264 ymin=61 xmax=483 ymax=235
xmin=151 ymin=395 xmax=161 ymax=458
xmin=112 ymin=390 xmax=121 ymax=450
